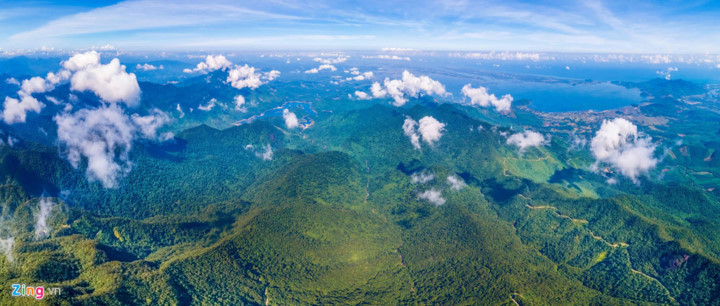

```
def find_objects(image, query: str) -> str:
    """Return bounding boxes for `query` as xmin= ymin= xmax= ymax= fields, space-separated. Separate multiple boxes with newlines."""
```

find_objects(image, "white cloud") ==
xmin=55 ymin=105 xmax=135 ymax=188
xmin=461 ymin=84 xmax=513 ymax=112
xmin=282 ymin=108 xmax=299 ymax=129
xmin=264 ymin=70 xmax=280 ymax=81
xmin=65 ymin=52 xmax=141 ymax=106
xmin=2 ymin=95 xmax=44 ymax=124
xmin=447 ymin=175 xmax=467 ymax=190
xmin=362 ymin=55 xmax=411 ymax=61
xmin=382 ymin=47 xmax=414 ymax=51
xmin=0 ymin=236 xmax=13 ymax=262
xmin=506 ymin=130 xmax=548 ymax=150
xmin=590 ymin=118 xmax=658 ymax=182
xmin=5 ymin=78 xmax=20 ymax=86
xmin=418 ymin=116 xmax=446 ymax=145
xmin=449 ymin=51 xmax=543 ymax=61
xmin=198 ymin=98 xmax=218 ymax=111
xmin=418 ymin=188 xmax=445 ymax=205
xmin=131 ymin=109 xmax=171 ymax=139
xmin=176 ymin=104 xmax=185 ymax=118
xmin=371 ymin=71 xmax=446 ymax=106
xmin=256 ymin=144 xmax=273 ymax=161
xmin=403 ymin=116 xmax=445 ymax=149
xmin=226 ymin=64 xmax=264 ymax=89
xmin=348 ymin=71 xmax=374 ymax=81
xmin=305 ymin=64 xmax=336 ymax=74
xmin=655 ymin=67 xmax=678 ymax=80
xmin=62 ymin=51 xmax=101 ymax=71
xmin=354 ymin=91 xmax=371 ymax=100
xmin=34 ymin=197 xmax=55 ymax=240
xmin=568 ymin=133 xmax=587 ymax=151
xmin=411 ymin=171 xmax=435 ymax=184
xmin=183 ymin=55 xmax=231 ymax=73
xmin=403 ymin=117 xmax=421 ymax=150
xmin=0 ymin=214 xmax=15 ymax=262
xmin=136 ymin=63 xmax=163 ymax=71
xmin=234 ymin=95 xmax=246 ymax=111
xmin=1 ymin=70 xmax=72 ymax=124
xmin=54 ymin=104 xmax=170 ymax=188
xmin=313 ymin=56 xmax=348 ymax=64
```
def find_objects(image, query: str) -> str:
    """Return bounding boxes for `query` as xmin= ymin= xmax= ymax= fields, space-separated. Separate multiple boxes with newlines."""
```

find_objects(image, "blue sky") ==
xmin=1 ymin=0 xmax=719 ymax=53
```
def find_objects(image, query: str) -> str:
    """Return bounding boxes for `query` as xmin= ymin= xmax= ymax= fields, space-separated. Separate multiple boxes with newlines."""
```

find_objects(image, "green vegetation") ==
xmin=1 ymin=87 xmax=719 ymax=305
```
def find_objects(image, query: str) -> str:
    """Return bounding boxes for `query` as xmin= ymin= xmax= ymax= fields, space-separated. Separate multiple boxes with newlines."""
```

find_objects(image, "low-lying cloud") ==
xmin=55 ymin=104 xmax=171 ymax=188
xmin=411 ymin=171 xmax=435 ymax=184
xmin=34 ymin=197 xmax=55 ymax=240
xmin=461 ymin=84 xmax=513 ymax=112
xmin=506 ymin=130 xmax=548 ymax=150
xmin=305 ymin=64 xmax=337 ymax=74
xmin=283 ymin=109 xmax=299 ymax=129
xmin=447 ymin=175 xmax=467 ymax=190
xmin=183 ymin=55 xmax=232 ymax=73
xmin=417 ymin=188 xmax=445 ymax=205
xmin=371 ymin=71 xmax=446 ymax=106
xmin=64 ymin=51 xmax=141 ymax=106
xmin=590 ymin=118 xmax=658 ymax=182
xmin=403 ymin=116 xmax=446 ymax=149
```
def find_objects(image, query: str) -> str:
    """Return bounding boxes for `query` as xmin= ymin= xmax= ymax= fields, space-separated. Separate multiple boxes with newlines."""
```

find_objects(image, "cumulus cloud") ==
xmin=418 ymin=116 xmax=446 ymax=146
xmin=234 ymin=95 xmax=246 ymax=112
xmin=5 ymin=78 xmax=20 ymax=86
xmin=183 ymin=55 xmax=232 ymax=73
xmin=656 ymin=67 xmax=678 ymax=80
xmin=305 ymin=64 xmax=337 ymax=74
xmin=198 ymin=98 xmax=218 ymax=111
xmin=136 ymin=63 xmax=163 ymax=71
xmin=447 ymin=175 xmax=467 ymax=190
xmin=2 ymin=70 xmax=72 ymax=124
xmin=184 ymin=55 xmax=276 ymax=89
xmin=411 ymin=171 xmax=435 ymax=184
xmin=461 ymin=84 xmax=513 ymax=112
xmin=227 ymin=64 xmax=265 ymax=89
xmin=403 ymin=117 xmax=421 ymax=150
xmin=54 ymin=104 xmax=170 ymax=188
xmin=2 ymin=96 xmax=44 ymax=124
xmin=418 ymin=188 xmax=445 ymax=205
xmin=506 ymin=130 xmax=548 ymax=151
xmin=131 ymin=109 xmax=171 ymax=139
xmin=34 ymin=197 xmax=55 ymax=240
xmin=590 ymin=118 xmax=658 ymax=182
xmin=264 ymin=70 xmax=281 ymax=81
xmin=371 ymin=71 xmax=446 ymax=106
xmin=313 ymin=56 xmax=348 ymax=64
xmin=346 ymin=71 xmax=374 ymax=81
xmin=282 ymin=108 xmax=299 ymax=129
xmin=64 ymin=51 xmax=141 ymax=106
xmin=355 ymin=91 xmax=371 ymax=100
xmin=55 ymin=105 xmax=135 ymax=188
xmin=403 ymin=116 xmax=446 ymax=149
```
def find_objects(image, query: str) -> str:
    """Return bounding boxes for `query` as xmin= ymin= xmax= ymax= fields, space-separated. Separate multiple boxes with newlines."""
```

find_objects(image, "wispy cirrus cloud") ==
xmin=10 ymin=0 xmax=306 ymax=42
xmin=2 ymin=0 xmax=720 ymax=53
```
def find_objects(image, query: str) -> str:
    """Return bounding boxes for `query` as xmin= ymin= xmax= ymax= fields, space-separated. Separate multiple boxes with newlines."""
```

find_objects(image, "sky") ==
xmin=1 ymin=0 xmax=719 ymax=53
